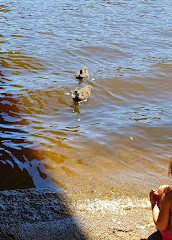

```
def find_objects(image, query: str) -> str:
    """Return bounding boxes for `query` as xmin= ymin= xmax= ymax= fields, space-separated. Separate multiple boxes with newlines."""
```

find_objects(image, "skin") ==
xmin=150 ymin=185 xmax=172 ymax=232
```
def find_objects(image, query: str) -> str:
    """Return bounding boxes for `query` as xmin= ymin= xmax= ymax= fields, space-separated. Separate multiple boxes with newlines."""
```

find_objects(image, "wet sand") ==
xmin=0 ymin=188 xmax=157 ymax=240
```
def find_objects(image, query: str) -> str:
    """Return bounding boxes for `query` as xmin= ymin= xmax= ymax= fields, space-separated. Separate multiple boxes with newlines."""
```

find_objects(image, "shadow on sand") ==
xmin=141 ymin=230 xmax=162 ymax=240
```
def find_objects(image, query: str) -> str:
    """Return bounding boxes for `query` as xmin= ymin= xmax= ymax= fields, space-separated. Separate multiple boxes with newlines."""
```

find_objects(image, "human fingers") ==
xmin=149 ymin=190 xmax=155 ymax=202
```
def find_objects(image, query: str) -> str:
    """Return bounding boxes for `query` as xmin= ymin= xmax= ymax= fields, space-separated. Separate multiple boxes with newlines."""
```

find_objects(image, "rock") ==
xmin=75 ymin=67 xmax=89 ymax=79
xmin=73 ymin=85 xmax=92 ymax=102
xmin=0 ymin=189 xmax=87 ymax=240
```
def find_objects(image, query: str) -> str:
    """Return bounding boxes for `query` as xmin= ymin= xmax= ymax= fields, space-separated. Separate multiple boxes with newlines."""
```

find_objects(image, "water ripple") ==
xmin=0 ymin=0 xmax=171 ymax=195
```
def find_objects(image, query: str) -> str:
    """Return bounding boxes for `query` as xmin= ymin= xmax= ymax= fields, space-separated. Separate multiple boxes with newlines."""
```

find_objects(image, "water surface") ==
xmin=0 ymin=0 xmax=172 ymax=208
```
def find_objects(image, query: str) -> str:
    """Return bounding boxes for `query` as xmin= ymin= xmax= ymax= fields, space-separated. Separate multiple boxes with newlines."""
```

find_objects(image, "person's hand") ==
xmin=164 ymin=188 xmax=172 ymax=202
xmin=150 ymin=189 xmax=159 ymax=206
xmin=164 ymin=186 xmax=171 ymax=193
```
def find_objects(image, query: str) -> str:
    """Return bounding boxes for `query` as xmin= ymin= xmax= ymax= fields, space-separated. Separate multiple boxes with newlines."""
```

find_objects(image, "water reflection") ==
xmin=0 ymin=0 xmax=171 ymax=199
xmin=0 ymin=93 xmax=32 ymax=189
xmin=0 ymin=51 xmax=86 ymax=240
xmin=0 ymin=90 xmax=51 ymax=190
xmin=0 ymin=52 xmax=55 ymax=190
xmin=72 ymin=100 xmax=80 ymax=115
xmin=1 ymin=51 xmax=46 ymax=75
xmin=0 ymin=50 xmax=84 ymax=191
xmin=0 ymin=5 xmax=10 ymax=12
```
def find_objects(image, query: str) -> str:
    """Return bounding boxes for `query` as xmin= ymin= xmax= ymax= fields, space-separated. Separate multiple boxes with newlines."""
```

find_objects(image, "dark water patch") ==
xmin=0 ymin=161 xmax=34 ymax=191
xmin=1 ymin=51 xmax=46 ymax=73
xmin=127 ymin=105 xmax=172 ymax=124
xmin=0 ymin=93 xmax=34 ymax=190
xmin=0 ymin=5 xmax=11 ymax=13
xmin=0 ymin=81 xmax=56 ymax=190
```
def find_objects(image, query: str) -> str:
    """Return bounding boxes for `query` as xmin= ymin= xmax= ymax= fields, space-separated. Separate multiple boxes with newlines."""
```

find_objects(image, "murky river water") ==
xmin=0 ymin=0 xmax=172 ymax=209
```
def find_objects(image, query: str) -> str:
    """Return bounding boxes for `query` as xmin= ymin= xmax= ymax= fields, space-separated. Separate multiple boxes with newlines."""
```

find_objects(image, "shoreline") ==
xmin=0 ymin=188 xmax=158 ymax=240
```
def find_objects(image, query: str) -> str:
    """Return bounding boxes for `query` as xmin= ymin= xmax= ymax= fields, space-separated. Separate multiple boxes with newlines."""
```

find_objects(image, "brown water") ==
xmin=0 ymin=0 xmax=172 ymax=207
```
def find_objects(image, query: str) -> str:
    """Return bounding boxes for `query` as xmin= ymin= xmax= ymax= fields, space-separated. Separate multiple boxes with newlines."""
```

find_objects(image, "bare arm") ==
xmin=152 ymin=192 xmax=170 ymax=232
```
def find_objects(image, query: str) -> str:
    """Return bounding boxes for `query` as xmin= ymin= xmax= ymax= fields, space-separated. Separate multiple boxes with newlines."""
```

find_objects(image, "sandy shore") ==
xmin=0 ymin=188 xmax=158 ymax=240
